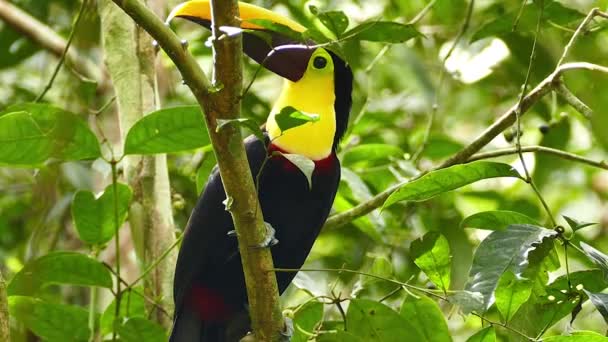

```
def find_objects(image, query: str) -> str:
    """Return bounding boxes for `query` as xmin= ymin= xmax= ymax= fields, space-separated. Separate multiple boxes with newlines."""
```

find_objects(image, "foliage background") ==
xmin=1 ymin=0 xmax=608 ymax=341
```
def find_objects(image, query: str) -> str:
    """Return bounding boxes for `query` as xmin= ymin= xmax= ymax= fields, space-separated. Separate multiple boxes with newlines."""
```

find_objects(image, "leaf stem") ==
xmin=110 ymin=159 xmax=121 ymax=341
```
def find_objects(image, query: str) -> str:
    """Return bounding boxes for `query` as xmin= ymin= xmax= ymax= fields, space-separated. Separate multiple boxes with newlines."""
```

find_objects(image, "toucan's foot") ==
xmin=279 ymin=316 xmax=294 ymax=341
xmin=256 ymin=222 xmax=278 ymax=248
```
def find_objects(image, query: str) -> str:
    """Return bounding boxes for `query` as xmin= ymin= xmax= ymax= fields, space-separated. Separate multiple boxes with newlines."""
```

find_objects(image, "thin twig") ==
xmin=110 ymin=159 xmax=121 ymax=342
xmin=407 ymin=0 xmax=438 ymax=25
xmin=35 ymin=0 xmax=88 ymax=102
xmin=130 ymin=233 xmax=184 ymax=287
xmin=471 ymin=313 xmax=536 ymax=341
xmin=557 ymin=8 xmax=602 ymax=67
xmin=553 ymin=81 xmax=593 ymax=119
xmin=466 ymin=146 xmax=608 ymax=170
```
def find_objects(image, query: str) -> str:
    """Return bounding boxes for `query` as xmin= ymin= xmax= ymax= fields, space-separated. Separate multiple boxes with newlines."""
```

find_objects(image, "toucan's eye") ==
xmin=313 ymin=56 xmax=327 ymax=69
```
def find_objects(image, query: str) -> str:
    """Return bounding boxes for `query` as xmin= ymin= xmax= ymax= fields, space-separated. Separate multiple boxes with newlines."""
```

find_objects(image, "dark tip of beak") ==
xmin=245 ymin=42 xmax=313 ymax=82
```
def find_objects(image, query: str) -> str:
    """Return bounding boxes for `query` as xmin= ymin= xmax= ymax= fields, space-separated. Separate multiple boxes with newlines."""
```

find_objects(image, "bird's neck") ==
xmin=266 ymin=75 xmax=336 ymax=161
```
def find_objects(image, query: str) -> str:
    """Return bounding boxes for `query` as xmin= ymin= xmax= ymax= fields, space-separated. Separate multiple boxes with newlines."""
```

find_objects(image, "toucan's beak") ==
xmin=167 ymin=0 xmax=312 ymax=82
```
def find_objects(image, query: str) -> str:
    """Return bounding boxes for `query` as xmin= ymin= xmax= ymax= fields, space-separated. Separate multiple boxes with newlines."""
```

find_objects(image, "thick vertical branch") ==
xmin=0 ymin=271 xmax=8 ymax=342
xmin=98 ymin=0 xmax=176 ymax=327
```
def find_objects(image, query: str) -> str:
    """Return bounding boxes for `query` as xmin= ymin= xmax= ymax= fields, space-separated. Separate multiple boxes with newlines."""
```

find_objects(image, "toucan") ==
xmin=166 ymin=1 xmax=353 ymax=341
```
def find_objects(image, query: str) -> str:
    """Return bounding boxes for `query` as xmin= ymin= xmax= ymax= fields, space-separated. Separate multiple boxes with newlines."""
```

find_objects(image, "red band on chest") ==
xmin=188 ymin=285 xmax=234 ymax=322
xmin=268 ymin=143 xmax=335 ymax=173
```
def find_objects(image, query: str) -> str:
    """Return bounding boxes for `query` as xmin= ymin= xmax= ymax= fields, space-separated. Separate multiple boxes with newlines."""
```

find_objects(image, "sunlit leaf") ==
xmin=309 ymin=5 xmax=349 ymax=37
xmin=461 ymin=210 xmax=540 ymax=230
xmin=72 ymin=183 xmax=132 ymax=245
xmin=124 ymin=106 xmax=208 ymax=154
xmin=344 ymin=21 xmax=421 ymax=43
xmin=9 ymin=296 xmax=90 ymax=341
xmin=346 ymin=299 xmax=424 ymax=341
xmin=274 ymin=106 xmax=320 ymax=133
xmin=448 ymin=291 xmax=484 ymax=314
xmin=466 ymin=326 xmax=496 ymax=342
xmin=563 ymin=215 xmax=596 ymax=232
xmin=410 ymin=232 xmax=451 ymax=292
xmin=543 ymin=331 xmax=608 ymax=342
xmin=8 ymin=251 xmax=113 ymax=296
xmin=400 ymin=295 xmax=452 ymax=342
xmin=292 ymin=300 xmax=323 ymax=342
xmin=465 ymin=224 xmax=557 ymax=310
xmin=384 ymin=162 xmax=521 ymax=209
xmin=494 ymin=271 xmax=533 ymax=321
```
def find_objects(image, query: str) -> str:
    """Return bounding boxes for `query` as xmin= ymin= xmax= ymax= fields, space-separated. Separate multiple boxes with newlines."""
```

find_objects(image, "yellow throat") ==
xmin=266 ymin=48 xmax=336 ymax=161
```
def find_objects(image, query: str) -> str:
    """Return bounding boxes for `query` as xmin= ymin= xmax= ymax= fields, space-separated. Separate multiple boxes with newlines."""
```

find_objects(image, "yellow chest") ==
xmin=266 ymin=76 xmax=336 ymax=160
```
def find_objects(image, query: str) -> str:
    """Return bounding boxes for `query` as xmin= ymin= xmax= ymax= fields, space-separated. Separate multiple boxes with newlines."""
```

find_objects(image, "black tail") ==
xmin=170 ymin=307 xmax=251 ymax=342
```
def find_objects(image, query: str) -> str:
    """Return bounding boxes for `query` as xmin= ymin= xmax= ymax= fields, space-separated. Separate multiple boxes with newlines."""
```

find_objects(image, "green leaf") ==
xmin=245 ymin=19 xmax=304 ymax=42
xmin=472 ymin=1 xmax=584 ymax=41
xmin=563 ymin=215 xmax=596 ymax=232
xmin=100 ymin=287 xmax=146 ymax=335
xmin=346 ymin=299 xmax=424 ymax=342
xmin=216 ymin=118 xmax=265 ymax=142
xmin=292 ymin=301 xmax=323 ymax=342
xmin=309 ymin=6 xmax=349 ymax=37
xmin=495 ymin=271 xmax=533 ymax=321
xmin=342 ymin=144 xmax=404 ymax=167
xmin=580 ymin=242 xmax=608 ymax=282
xmin=448 ymin=291 xmax=485 ymax=314
xmin=461 ymin=210 xmax=540 ymax=230
xmin=8 ymin=251 xmax=113 ymax=296
xmin=543 ymin=331 xmax=608 ymax=342
xmin=0 ymin=104 xmax=101 ymax=165
xmin=465 ymin=224 xmax=557 ymax=310
xmin=400 ymin=295 xmax=452 ymax=342
xmin=344 ymin=21 xmax=421 ymax=43
xmin=421 ymin=135 xmax=464 ymax=161
xmin=317 ymin=331 xmax=364 ymax=341
xmin=274 ymin=106 xmax=320 ymax=133
xmin=72 ymin=183 xmax=132 ymax=245
xmin=196 ymin=152 xmax=217 ymax=194
xmin=466 ymin=326 xmax=496 ymax=342
xmin=278 ymin=152 xmax=315 ymax=189
xmin=584 ymin=290 xmax=608 ymax=324
xmin=118 ymin=317 xmax=167 ymax=342
xmin=9 ymin=296 xmax=90 ymax=341
xmin=410 ymin=232 xmax=451 ymax=292
xmin=383 ymin=162 xmax=521 ymax=209
xmin=124 ymin=105 xmax=208 ymax=154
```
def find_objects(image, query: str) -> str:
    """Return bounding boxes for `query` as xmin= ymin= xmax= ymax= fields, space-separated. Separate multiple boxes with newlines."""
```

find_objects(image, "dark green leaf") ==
xmin=346 ymin=299 xmax=424 ymax=341
xmin=244 ymin=19 xmax=304 ymax=42
xmin=100 ymin=288 xmax=146 ymax=335
xmin=9 ymin=296 xmax=90 ymax=341
xmin=8 ymin=251 xmax=113 ymax=296
xmin=461 ymin=210 xmax=540 ymax=230
xmin=344 ymin=21 xmax=421 ymax=43
xmin=72 ymin=183 xmax=132 ymax=245
xmin=410 ymin=232 xmax=451 ymax=292
xmin=543 ymin=331 xmax=608 ymax=342
xmin=0 ymin=104 xmax=101 ymax=165
xmin=563 ymin=215 xmax=596 ymax=232
xmin=384 ymin=162 xmax=521 ymax=209
xmin=292 ymin=301 xmax=323 ymax=342
xmin=216 ymin=118 xmax=265 ymax=142
xmin=448 ymin=291 xmax=485 ymax=314
xmin=580 ymin=242 xmax=608 ymax=282
xmin=118 ymin=317 xmax=167 ymax=342
xmin=124 ymin=106 xmax=208 ymax=154
xmin=274 ymin=106 xmax=320 ymax=133
xmin=495 ymin=271 xmax=533 ymax=321
xmin=342 ymin=144 xmax=404 ymax=167
xmin=465 ymin=224 xmax=557 ymax=310
xmin=584 ymin=290 xmax=608 ymax=324
xmin=400 ymin=295 xmax=452 ymax=342
xmin=466 ymin=326 xmax=496 ymax=342
xmin=309 ymin=6 xmax=349 ymax=37
xmin=277 ymin=152 xmax=315 ymax=189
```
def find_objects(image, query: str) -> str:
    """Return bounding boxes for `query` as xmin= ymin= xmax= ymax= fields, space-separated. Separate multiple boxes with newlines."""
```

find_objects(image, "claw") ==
xmin=279 ymin=316 xmax=294 ymax=341
xmin=255 ymin=222 xmax=278 ymax=248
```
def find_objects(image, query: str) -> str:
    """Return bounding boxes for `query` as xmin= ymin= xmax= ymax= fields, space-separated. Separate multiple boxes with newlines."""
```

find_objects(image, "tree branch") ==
xmin=467 ymin=146 xmax=608 ymax=170
xmin=107 ymin=0 xmax=283 ymax=339
xmin=554 ymin=80 xmax=593 ymax=119
xmin=0 ymin=0 xmax=99 ymax=80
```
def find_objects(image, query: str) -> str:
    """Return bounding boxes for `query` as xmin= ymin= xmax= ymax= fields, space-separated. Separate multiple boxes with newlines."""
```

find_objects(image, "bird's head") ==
xmin=168 ymin=1 xmax=353 ymax=160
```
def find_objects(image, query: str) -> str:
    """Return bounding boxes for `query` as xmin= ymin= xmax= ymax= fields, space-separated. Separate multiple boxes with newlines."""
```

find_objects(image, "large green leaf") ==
xmin=309 ymin=6 xmax=349 ymax=37
xmin=464 ymin=224 xmax=557 ymax=310
xmin=448 ymin=291 xmax=485 ymax=314
xmin=342 ymin=144 xmax=404 ymax=167
xmin=344 ymin=21 xmax=421 ymax=43
xmin=100 ymin=287 xmax=146 ymax=335
xmin=347 ymin=299 xmax=424 ymax=341
xmin=292 ymin=300 xmax=323 ymax=342
xmin=8 ymin=251 xmax=113 ymax=296
xmin=584 ymin=290 xmax=608 ymax=324
xmin=466 ymin=326 xmax=495 ymax=342
xmin=580 ymin=242 xmax=608 ymax=281
xmin=410 ymin=232 xmax=451 ymax=292
xmin=494 ymin=271 xmax=533 ymax=321
xmin=118 ymin=317 xmax=167 ymax=342
xmin=124 ymin=106 xmax=208 ymax=154
xmin=543 ymin=331 xmax=608 ymax=342
xmin=461 ymin=210 xmax=540 ymax=230
xmin=400 ymin=295 xmax=452 ymax=342
xmin=384 ymin=162 xmax=521 ymax=209
xmin=0 ymin=103 xmax=100 ymax=165
xmin=72 ymin=183 xmax=132 ymax=245
xmin=9 ymin=296 xmax=90 ymax=342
